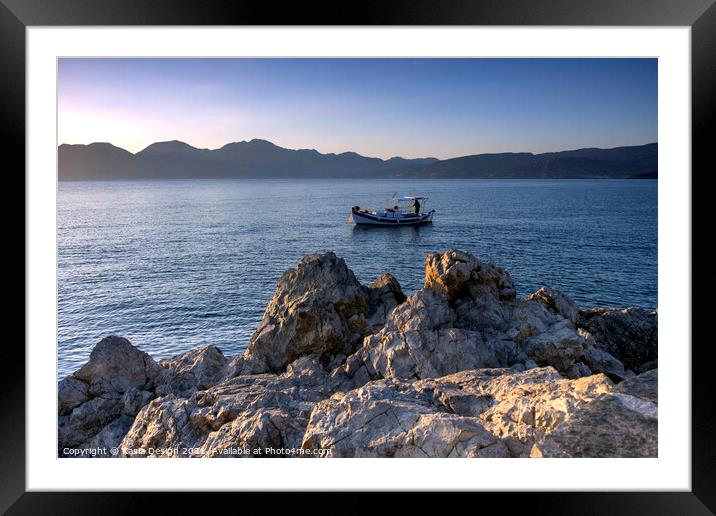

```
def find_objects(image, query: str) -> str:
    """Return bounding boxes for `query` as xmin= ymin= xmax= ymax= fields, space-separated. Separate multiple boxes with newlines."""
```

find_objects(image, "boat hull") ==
xmin=351 ymin=207 xmax=435 ymax=226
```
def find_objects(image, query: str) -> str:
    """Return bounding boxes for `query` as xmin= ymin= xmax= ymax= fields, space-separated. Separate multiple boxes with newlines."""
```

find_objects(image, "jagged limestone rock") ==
xmin=526 ymin=287 xmax=579 ymax=325
xmin=244 ymin=252 xmax=403 ymax=371
xmin=58 ymin=336 xmax=161 ymax=453
xmin=119 ymin=356 xmax=330 ymax=457
xmin=58 ymin=249 xmax=656 ymax=459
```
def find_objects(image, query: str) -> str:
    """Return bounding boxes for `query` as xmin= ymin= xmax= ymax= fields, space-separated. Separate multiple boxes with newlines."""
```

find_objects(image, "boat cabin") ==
xmin=350 ymin=195 xmax=435 ymax=226
xmin=383 ymin=196 xmax=425 ymax=217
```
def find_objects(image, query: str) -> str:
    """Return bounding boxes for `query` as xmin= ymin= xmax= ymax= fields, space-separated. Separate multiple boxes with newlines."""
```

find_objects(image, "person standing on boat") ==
xmin=412 ymin=198 xmax=421 ymax=216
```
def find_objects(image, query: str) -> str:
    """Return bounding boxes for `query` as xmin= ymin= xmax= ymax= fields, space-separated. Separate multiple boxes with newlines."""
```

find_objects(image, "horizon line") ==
xmin=57 ymin=138 xmax=659 ymax=162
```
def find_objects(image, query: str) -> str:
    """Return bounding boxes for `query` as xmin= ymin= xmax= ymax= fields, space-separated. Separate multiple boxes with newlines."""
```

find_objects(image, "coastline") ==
xmin=58 ymin=249 xmax=658 ymax=458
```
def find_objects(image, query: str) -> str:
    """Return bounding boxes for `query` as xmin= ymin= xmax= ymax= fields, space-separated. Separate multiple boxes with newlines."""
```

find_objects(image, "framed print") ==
xmin=6 ymin=0 xmax=714 ymax=512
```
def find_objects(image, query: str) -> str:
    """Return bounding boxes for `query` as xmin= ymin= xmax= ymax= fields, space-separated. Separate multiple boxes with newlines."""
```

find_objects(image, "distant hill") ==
xmin=58 ymin=139 xmax=657 ymax=180
xmin=400 ymin=143 xmax=658 ymax=179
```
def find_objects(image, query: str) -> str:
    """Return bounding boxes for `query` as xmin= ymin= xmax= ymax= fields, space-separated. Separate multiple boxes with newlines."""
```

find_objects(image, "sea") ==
xmin=57 ymin=179 xmax=657 ymax=378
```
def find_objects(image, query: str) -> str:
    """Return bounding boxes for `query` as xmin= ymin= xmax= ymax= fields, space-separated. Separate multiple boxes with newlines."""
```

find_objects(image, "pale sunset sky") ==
xmin=58 ymin=58 xmax=657 ymax=160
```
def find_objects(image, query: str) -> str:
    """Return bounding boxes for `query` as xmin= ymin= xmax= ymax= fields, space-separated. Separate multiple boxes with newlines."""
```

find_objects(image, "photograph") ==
xmin=56 ymin=57 xmax=659 ymax=459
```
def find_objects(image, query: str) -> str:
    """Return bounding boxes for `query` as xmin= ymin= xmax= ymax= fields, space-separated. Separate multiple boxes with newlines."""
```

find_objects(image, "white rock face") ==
xmin=301 ymin=379 xmax=508 ymax=458
xmin=119 ymin=356 xmax=331 ymax=457
xmin=530 ymin=368 xmax=657 ymax=458
xmin=354 ymin=327 xmax=516 ymax=381
xmin=58 ymin=249 xmax=657 ymax=458
xmin=302 ymin=367 xmax=656 ymax=458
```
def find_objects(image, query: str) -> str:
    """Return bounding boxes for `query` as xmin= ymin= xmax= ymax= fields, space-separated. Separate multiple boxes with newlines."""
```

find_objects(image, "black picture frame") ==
xmin=5 ymin=0 xmax=712 ymax=513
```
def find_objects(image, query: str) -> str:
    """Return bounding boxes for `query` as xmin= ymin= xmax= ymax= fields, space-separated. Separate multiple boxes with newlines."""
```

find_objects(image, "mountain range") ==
xmin=58 ymin=139 xmax=657 ymax=180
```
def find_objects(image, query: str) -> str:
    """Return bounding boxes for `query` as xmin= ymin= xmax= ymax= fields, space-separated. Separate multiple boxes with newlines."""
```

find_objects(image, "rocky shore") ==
xmin=58 ymin=249 xmax=658 ymax=458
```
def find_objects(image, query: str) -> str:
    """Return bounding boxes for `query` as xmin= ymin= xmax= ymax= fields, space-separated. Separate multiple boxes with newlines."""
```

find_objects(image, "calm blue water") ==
xmin=57 ymin=179 xmax=657 ymax=378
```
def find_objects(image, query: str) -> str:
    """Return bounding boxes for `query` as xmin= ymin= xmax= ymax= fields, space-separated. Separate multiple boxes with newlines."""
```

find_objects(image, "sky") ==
xmin=58 ymin=58 xmax=657 ymax=160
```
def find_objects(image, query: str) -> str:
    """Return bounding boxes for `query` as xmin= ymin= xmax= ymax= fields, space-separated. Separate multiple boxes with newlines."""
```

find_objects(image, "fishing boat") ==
xmin=350 ymin=195 xmax=435 ymax=226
